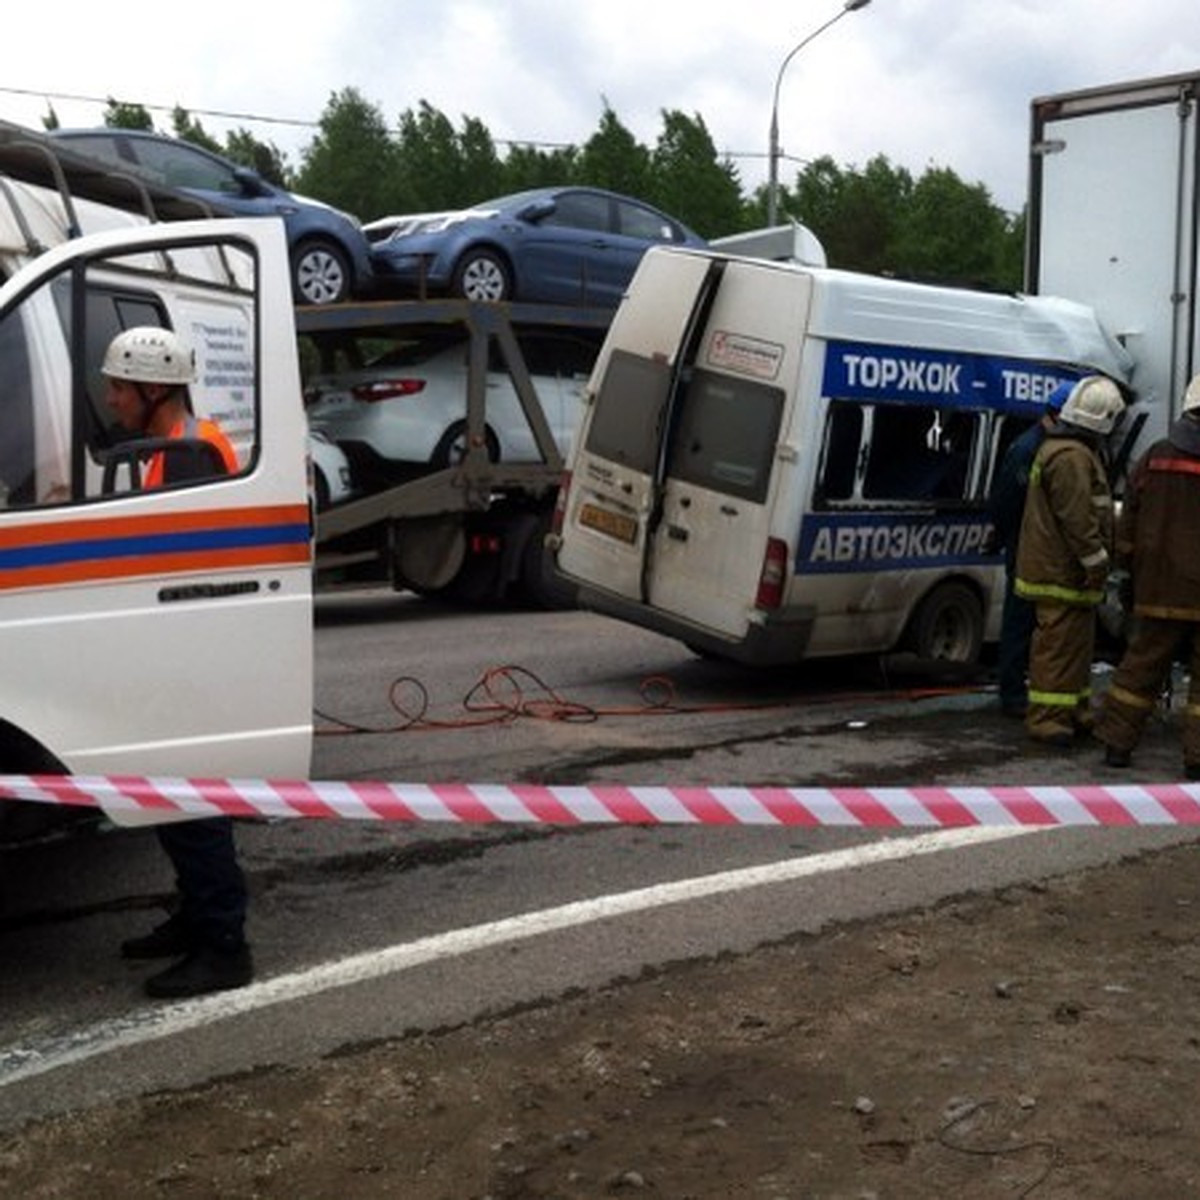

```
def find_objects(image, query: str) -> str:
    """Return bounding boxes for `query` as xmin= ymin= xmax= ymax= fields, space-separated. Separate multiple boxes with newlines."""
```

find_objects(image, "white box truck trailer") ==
xmin=1028 ymin=69 xmax=1200 ymax=452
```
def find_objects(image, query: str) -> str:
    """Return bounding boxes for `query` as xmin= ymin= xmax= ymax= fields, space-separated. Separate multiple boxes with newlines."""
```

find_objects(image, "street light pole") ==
xmin=767 ymin=0 xmax=872 ymax=227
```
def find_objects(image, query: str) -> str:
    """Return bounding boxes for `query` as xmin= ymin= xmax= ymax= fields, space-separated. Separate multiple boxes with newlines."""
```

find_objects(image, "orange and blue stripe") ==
xmin=0 ymin=505 xmax=311 ymax=591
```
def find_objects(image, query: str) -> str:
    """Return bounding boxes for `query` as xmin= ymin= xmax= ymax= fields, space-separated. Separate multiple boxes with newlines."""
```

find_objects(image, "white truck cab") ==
xmin=0 ymin=125 xmax=313 ymax=834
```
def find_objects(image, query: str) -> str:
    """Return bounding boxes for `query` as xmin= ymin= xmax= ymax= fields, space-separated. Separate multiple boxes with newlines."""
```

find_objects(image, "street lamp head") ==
xmin=844 ymin=0 xmax=871 ymax=10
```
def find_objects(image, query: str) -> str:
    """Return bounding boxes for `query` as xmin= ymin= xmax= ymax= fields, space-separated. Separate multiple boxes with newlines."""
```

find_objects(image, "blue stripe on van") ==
xmin=0 ymin=522 xmax=309 ymax=571
xmin=797 ymin=512 xmax=996 ymax=575
xmin=822 ymin=341 xmax=1083 ymax=413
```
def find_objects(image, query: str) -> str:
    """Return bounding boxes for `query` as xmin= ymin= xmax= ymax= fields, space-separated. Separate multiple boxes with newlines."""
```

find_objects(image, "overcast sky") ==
xmin=6 ymin=0 xmax=1199 ymax=216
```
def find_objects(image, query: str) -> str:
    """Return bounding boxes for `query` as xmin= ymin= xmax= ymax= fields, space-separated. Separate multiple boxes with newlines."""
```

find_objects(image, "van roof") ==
xmin=806 ymin=265 xmax=1133 ymax=383
xmin=667 ymin=247 xmax=1134 ymax=386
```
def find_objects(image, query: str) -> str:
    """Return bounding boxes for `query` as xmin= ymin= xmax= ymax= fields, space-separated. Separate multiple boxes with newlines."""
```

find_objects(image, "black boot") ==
xmin=143 ymin=943 xmax=254 ymax=999
xmin=121 ymin=914 xmax=193 ymax=960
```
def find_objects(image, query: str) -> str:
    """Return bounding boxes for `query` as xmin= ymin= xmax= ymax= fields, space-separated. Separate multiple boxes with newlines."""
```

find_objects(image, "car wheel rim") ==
xmin=461 ymin=259 xmax=505 ymax=302
xmin=297 ymin=250 xmax=347 ymax=305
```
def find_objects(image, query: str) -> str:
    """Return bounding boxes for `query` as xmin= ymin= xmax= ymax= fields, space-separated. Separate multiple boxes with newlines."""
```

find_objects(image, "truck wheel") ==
xmin=391 ymin=514 xmax=467 ymax=593
xmin=903 ymin=581 xmax=983 ymax=664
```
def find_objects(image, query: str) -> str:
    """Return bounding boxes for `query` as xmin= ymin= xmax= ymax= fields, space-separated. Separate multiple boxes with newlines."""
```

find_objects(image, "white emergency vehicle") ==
xmin=552 ymin=248 xmax=1132 ymax=667
xmin=0 ymin=125 xmax=312 ymax=836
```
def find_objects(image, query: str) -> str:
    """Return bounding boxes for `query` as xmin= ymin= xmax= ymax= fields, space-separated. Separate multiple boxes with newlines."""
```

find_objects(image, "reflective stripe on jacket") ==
xmin=1014 ymin=434 xmax=1113 ymax=607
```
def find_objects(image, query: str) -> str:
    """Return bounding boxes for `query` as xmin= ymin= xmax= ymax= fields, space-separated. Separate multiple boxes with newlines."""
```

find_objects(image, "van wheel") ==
xmin=519 ymin=510 xmax=576 ymax=610
xmin=904 ymin=581 xmax=983 ymax=664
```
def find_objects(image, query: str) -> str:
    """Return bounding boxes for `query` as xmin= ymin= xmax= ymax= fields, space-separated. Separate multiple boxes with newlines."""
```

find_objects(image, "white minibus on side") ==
xmin=552 ymin=247 xmax=1132 ymax=667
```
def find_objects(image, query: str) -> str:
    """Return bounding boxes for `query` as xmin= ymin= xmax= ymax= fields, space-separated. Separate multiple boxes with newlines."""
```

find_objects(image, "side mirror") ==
xmin=232 ymin=167 xmax=269 ymax=198
xmin=516 ymin=198 xmax=557 ymax=223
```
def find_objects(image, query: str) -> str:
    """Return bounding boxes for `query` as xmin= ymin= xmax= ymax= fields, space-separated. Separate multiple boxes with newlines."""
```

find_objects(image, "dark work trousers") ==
xmin=155 ymin=816 xmax=247 ymax=949
xmin=997 ymin=552 xmax=1036 ymax=710
xmin=1026 ymin=602 xmax=1096 ymax=741
xmin=1098 ymin=617 xmax=1200 ymax=767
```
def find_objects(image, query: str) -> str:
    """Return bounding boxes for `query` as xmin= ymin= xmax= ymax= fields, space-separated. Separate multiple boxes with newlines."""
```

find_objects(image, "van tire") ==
xmin=904 ymin=581 xmax=983 ymax=665
xmin=519 ymin=510 xmax=576 ymax=610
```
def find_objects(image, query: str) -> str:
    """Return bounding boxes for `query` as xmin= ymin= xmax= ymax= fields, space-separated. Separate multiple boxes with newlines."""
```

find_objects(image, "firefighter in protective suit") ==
xmin=1097 ymin=374 xmax=1200 ymax=776
xmin=1014 ymin=376 xmax=1126 ymax=746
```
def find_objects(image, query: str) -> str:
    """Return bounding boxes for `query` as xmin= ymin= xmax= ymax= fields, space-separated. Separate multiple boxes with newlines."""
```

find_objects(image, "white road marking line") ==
xmin=0 ymin=826 xmax=1036 ymax=1088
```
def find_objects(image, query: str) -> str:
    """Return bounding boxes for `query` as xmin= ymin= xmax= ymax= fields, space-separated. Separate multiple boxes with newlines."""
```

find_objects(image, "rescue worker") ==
xmin=985 ymin=380 xmax=1074 ymax=717
xmin=102 ymin=326 xmax=252 ymax=998
xmin=1097 ymin=374 xmax=1200 ymax=776
xmin=1014 ymin=375 xmax=1126 ymax=746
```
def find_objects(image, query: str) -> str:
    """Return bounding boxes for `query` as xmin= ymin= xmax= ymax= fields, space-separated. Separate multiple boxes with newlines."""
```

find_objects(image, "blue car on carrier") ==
xmin=50 ymin=128 xmax=372 ymax=306
xmin=365 ymin=186 xmax=707 ymax=308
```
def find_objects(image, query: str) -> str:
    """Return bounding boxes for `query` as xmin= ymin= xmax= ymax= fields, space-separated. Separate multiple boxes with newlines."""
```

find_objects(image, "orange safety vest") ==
xmin=143 ymin=415 xmax=239 ymax=489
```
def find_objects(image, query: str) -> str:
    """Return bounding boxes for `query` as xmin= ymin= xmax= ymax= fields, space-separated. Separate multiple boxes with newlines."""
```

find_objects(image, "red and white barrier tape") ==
xmin=3 ymin=774 xmax=1200 ymax=827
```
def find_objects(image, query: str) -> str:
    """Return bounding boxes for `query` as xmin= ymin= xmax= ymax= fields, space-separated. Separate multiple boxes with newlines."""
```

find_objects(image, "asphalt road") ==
xmin=1 ymin=588 xmax=1194 ymax=1130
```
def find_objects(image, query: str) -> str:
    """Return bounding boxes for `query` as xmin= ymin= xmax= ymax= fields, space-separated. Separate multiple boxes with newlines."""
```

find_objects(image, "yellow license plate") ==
xmin=579 ymin=502 xmax=638 ymax=544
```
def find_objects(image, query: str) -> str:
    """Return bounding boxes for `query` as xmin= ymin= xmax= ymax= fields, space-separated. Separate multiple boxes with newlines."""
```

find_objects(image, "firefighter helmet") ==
xmin=101 ymin=326 xmax=195 ymax=386
xmin=1058 ymin=375 xmax=1125 ymax=435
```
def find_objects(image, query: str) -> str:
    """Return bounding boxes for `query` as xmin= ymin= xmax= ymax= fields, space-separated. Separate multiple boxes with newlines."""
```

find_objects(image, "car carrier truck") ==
xmin=0 ymin=119 xmax=611 ymax=839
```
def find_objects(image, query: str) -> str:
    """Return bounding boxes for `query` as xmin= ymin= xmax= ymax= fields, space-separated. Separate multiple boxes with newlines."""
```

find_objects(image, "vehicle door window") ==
xmin=543 ymin=192 xmax=611 ymax=233
xmin=816 ymin=400 xmax=864 ymax=503
xmin=861 ymin=403 xmax=979 ymax=503
xmin=0 ymin=235 xmax=261 ymax=508
xmin=584 ymin=349 xmax=673 ymax=474
xmin=616 ymin=199 xmax=676 ymax=243
xmin=985 ymin=413 xmax=1038 ymax=492
xmin=666 ymin=368 xmax=783 ymax=503
xmin=132 ymin=141 xmax=236 ymax=193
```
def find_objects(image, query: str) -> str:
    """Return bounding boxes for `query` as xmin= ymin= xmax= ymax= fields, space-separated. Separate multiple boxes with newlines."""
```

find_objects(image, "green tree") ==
xmin=649 ymin=110 xmax=743 ymax=238
xmin=790 ymin=154 xmax=912 ymax=274
xmin=501 ymin=142 xmax=579 ymax=192
xmin=390 ymin=100 xmax=498 ymax=212
xmin=295 ymin=88 xmax=396 ymax=220
xmin=169 ymin=106 xmax=223 ymax=155
xmin=102 ymin=99 xmax=153 ymax=130
xmin=891 ymin=166 xmax=1011 ymax=289
xmin=575 ymin=104 xmax=650 ymax=198
xmin=222 ymin=129 xmax=288 ymax=187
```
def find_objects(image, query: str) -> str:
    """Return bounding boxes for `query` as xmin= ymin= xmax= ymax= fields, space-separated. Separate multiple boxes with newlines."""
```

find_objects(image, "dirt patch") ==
xmin=4 ymin=841 xmax=1200 ymax=1198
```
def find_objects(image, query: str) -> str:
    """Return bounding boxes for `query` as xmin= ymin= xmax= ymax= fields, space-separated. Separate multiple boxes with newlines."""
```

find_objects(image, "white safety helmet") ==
xmin=1183 ymin=373 xmax=1200 ymax=415
xmin=101 ymin=326 xmax=195 ymax=386
xmin=1057 ymin=375 xmax=1126 ymax=436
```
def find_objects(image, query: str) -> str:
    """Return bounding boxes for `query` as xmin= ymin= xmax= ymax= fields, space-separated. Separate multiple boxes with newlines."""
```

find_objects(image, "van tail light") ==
xmin=550 ymin=470 xmax=572 ymax=537
xmin=754 ymin=538 xmax=789 ymax=610
xmin=352 ymin=379 xmax=426 ymax=402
